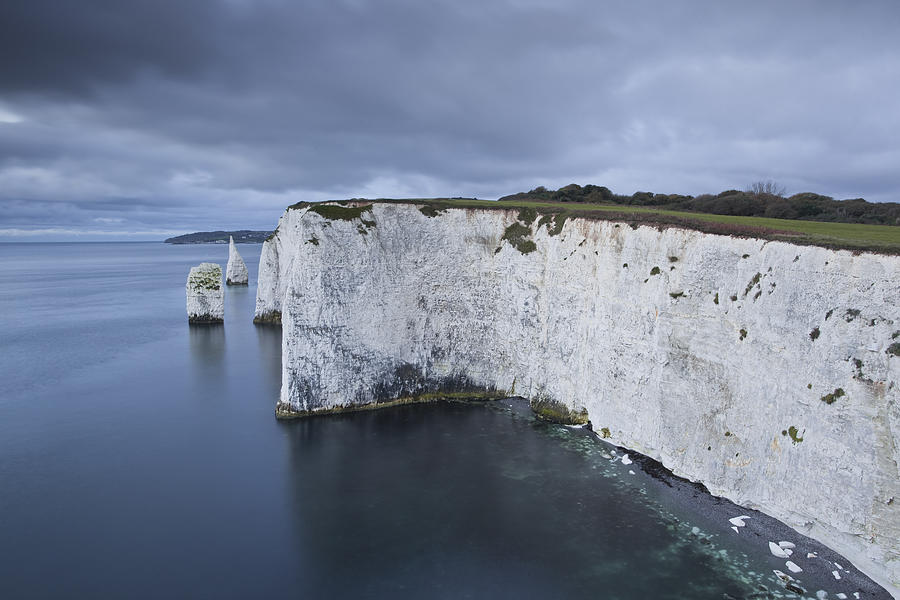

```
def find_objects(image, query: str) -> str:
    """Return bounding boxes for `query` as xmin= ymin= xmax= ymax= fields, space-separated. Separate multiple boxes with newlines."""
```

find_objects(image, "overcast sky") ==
xmin=1 ymin=0 xmax=898 ymax=240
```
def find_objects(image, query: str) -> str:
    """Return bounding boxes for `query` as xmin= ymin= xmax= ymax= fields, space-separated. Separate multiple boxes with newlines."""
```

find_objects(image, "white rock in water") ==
xmin=226 ymin=236 xmax=249 ymax=285
xmin=833 ymin=570 xmax=842 ymax=580
xmin=769 ymin=541 xmax=791 ymax=558
xmin=778 ymin=541 xmax=796 ymax=549
xmin=836 ymin=593 xmax=847 ymax=599
xmin=786 ymin=560 xmax=803 ymax=573
xmin=186 ymin=263 xmax=224 ymax=323
xmin=621 ymin=454 xmax=633 ymax=465
xmin=731 ymin=526 xmax=739 ymax=534
xmin=729 ymin=516 xmax=750 ymax=527
xmin=258 ymin=202 xmax=900 ymax=594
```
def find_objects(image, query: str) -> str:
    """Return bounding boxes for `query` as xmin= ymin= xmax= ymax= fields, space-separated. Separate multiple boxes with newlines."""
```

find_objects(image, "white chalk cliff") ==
xmin=186 ymin=262 xmax=224 ymax=323
xmin=256 ymin=201 xmax=900 ymax=594
xmin=226 ymin=236 xmax=249 ymax=285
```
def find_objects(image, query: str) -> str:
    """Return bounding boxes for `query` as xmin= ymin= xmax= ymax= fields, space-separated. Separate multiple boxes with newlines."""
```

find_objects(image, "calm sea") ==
xmin=0 ymin=243 xmax=885 ymax=599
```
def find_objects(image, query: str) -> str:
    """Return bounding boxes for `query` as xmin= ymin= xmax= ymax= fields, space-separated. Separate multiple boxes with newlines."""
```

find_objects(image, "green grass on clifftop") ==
xmin=291 ymin=198 xmax=900 ymax=254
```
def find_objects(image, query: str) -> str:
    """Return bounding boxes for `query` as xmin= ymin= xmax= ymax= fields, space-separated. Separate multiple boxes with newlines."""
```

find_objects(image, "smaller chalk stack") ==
xmin=226 ymin=236 xmax=249 ymax=285
xmin=186 ymin=263 xmax=224 ymax=323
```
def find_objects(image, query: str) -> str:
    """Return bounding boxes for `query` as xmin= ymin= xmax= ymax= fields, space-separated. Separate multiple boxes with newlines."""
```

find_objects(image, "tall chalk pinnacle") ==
xmin=226 ymin=236 xmax=249 ymax=285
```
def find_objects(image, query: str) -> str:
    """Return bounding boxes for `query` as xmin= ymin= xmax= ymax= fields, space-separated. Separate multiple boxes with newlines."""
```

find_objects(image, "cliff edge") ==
xmin=256 ymin=201 xmax=900 ymax=594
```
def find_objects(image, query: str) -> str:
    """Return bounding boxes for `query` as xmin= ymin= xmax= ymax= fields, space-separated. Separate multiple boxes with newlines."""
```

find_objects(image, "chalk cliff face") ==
xmin=226 ymin=236 xmax=249 ymax=286
xmin=187 ymin=262 xmax=224 ymax=323
xmin=254 ymin=232 xmax=282 ymax=324
xmin=256 ymin=202 xmax=900 ymax=593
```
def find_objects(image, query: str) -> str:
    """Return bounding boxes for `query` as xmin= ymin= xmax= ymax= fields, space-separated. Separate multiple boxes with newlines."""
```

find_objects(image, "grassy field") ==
xmin=354 ymin=197 xmax=900 ymax=254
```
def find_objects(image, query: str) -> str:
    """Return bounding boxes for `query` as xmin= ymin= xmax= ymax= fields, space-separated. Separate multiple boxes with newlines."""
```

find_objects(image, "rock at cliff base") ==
xmin=728 ymin=516 xmax=750 ymax=528
xmin=530 ymin=396 xmax=590 ymax=425
xmin=769 ymin=541 xmax=791 ymax=558
xmin=186 ymin=263 xmax=224 ymax=323
xmin=253 ymin=309 xmax=282 ymax=325
xmin=226 ymin=236 xmax=249 ymax=285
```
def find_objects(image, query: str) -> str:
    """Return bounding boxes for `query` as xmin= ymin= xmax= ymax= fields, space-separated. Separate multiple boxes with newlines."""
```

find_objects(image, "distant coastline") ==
xmin=164 ymin=230 xmax=272 ymax=244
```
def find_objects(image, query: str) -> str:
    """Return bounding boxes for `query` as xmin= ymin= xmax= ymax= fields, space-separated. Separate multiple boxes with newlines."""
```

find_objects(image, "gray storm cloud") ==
xmin=0 ymin=0 xmax=898 ymax=239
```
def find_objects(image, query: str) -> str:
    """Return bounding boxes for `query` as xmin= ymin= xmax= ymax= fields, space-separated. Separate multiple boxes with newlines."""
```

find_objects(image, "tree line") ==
xmin=499 ymin=183 xmax=900 ymax=226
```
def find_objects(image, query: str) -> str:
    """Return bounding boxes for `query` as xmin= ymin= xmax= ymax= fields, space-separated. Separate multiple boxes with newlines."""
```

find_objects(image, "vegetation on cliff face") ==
xmin=530 ymin=396 xmax=589 ymax=425
xmin=495 ymin=207 xmax=539 ymax=254
xmin=537 ymin=213 xmax=567 ymax=236
xmin=782 ymin=426 xmax=804 ymax=445
xmin=499 ymin=222 xmax=537 ymax=254
xmin=309 ymin=203 xmax=374 ymax=223
xmin=187 ymin=265 xmax=221 ymax=291
xmin=418 ymin=205 xmax=447 ymax=218
xmin=821 ymin=388 xmax=846 ymax=404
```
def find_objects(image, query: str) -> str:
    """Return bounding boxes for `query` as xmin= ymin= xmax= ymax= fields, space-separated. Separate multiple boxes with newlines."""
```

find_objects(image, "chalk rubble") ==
xmin=186 ymin=262 xmax=224 ymax=323
xmin=770 ymin=542 xmax=791 ymax=558
xmin=226 ymin=236 xmax=249 ymax=285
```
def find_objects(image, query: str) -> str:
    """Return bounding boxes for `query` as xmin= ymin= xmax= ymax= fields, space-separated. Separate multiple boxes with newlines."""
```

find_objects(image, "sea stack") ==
xmin=186 ymin=263 xmax=224 ymax=323
xmin=226 ymin=236 xmax=249 ymax=285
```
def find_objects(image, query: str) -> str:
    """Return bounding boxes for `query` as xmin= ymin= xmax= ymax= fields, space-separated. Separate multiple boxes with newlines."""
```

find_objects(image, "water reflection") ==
xmin=255 ymin=324 xmax=282 ymax=393
xmin=225 ymin=283 xmax=250 ymax=323
xmin=278 ymin=402 xmax=755 ymax=600
xmin=188 ymin=323 xmax=225 ymax=374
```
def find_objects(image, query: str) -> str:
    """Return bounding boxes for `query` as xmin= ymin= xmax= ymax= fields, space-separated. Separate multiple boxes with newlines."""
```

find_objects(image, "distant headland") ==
xmin=164 ymin=230 xmax=273 ymax=244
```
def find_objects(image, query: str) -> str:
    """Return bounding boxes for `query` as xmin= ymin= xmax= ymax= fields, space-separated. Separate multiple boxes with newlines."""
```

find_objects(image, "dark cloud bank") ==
xmin=0 ymin=0 xmax=898 ymax=239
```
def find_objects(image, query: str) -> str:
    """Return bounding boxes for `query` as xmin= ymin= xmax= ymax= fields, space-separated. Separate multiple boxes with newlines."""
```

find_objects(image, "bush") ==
xmin=497 ymin=183 xmax=900 ymax=225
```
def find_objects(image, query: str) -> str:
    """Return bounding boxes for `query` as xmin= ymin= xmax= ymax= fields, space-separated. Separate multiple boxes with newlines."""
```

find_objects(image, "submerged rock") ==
xmin=226 ymin=236 xmax=249 ymax=285
xmin=186 ymin=263 xmax=224 ymax=323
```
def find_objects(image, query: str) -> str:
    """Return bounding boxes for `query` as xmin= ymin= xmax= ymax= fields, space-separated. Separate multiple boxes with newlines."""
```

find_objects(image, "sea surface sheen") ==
xmin=0 ymin=242 xmax=831 ymax=598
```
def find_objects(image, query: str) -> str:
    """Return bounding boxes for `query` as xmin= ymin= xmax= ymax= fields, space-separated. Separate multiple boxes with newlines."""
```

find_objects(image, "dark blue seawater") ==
xmin=0 ymin=243 xmax=886 ymax=599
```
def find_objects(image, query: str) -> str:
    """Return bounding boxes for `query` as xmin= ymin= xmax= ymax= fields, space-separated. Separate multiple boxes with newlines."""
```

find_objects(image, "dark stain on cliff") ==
xmin=371 ymin=363 xmax=506 ymax=405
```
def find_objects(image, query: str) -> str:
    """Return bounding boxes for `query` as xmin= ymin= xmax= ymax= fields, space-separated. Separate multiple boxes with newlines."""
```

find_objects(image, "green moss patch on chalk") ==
xmin=821 ymin=388 xmax=845 ymax=405
xmin=309 ymin=203 xmax=377 ymax=233
xmin=530 ymin=396 xmax=589 ymax=425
